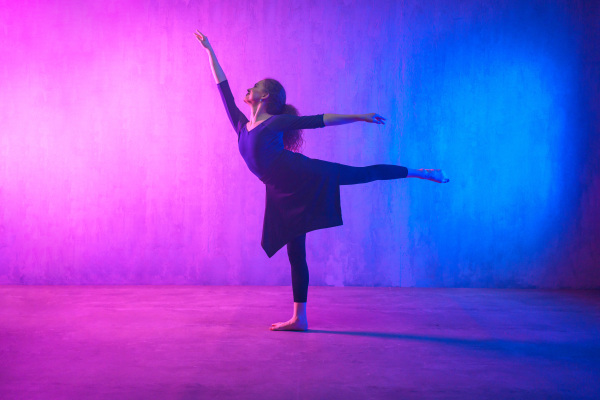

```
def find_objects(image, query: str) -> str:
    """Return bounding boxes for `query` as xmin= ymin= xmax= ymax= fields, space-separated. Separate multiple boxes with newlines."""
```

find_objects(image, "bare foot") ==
xmin=418 ymin=169 xmax=449 ymax=183
xmin=270 ymin=316 xmax=308 ymax=331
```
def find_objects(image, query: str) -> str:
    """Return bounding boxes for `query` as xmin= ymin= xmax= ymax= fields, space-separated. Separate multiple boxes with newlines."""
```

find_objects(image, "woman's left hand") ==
xmin=363 ymin=113 xmax=386 ymax=124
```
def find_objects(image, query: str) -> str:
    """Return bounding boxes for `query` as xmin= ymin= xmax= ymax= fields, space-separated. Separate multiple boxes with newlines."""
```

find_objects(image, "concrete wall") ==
xmin=1 ymin=0 xmax=598 ymax=287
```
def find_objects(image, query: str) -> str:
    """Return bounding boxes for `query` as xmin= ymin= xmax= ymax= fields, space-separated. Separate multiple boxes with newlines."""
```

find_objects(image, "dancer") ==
xmin=195 ymin=31 xmax=449 ymax=331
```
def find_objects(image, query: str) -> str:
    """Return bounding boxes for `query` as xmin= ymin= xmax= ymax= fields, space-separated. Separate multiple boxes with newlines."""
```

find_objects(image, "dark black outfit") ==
xmin=217 ymin=80 xmax=407 ymax=302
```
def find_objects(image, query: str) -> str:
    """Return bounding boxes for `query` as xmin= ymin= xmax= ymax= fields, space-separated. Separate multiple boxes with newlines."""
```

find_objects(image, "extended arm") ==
xmin=206 ymin=48 xmax=227 ymax=84
xmin=195 ymin=31 xmax=226 ymax=84
xmin=323 ymin=114 xmax=365 ymax=126
xmin=323 ymin=113 xmax=385 ymax=126
xmin=195 ymin=31 xmax=248 ymax=134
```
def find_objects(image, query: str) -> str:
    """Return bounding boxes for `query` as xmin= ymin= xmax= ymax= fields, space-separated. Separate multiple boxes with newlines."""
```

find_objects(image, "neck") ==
xmin=249 ymin=103 xmax=271 ymax=124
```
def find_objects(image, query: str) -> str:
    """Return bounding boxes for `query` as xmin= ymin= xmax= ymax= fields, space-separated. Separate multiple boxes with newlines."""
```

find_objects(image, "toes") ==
xmin=270 ymin=322 xmax=285 ymax=330
xmin=271 ymin=321 xmax=290 ymax=331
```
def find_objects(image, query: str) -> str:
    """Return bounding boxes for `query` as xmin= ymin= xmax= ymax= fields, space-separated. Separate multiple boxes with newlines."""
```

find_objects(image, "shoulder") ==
xmin=270 ymin=113 xmax=295 ymax=121
xmin=267 ymin=113 xmax=293 ymax=126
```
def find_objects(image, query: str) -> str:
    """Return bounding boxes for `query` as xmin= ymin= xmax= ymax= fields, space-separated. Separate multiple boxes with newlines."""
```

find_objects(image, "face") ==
xmin=244 ymin=81 xmax=269 ymax=105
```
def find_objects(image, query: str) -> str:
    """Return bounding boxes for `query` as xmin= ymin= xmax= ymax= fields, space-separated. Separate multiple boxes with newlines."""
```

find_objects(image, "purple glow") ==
xmin=0 ymin=0 xmax=598 ymax=287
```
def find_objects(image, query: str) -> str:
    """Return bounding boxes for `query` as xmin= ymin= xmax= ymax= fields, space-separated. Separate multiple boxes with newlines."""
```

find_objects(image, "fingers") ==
xmin=194 ymin=30 xmax=205 ymax=41
xmin=368 ymin=113 xmax=385 ymax=124
xmin=194 ymin=30 xmax=210 ymax=47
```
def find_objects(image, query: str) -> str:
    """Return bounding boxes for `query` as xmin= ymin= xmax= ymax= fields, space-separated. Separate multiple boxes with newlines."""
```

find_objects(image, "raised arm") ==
xmin=195 ymin=30 xmax=248 ymax=134
xmin=195 ymin=30 xmax=226 ymax=84
xmin=323 ymin=113 xmax=386 ymax=126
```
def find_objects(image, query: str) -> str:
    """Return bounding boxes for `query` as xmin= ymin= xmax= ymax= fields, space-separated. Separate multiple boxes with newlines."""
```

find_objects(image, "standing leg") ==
xmin=270 ymin=233 xmax=309 ymax=331
xmin=338 ymin=164 xmax=449 ymax=185
xmin=288 ymin=233 xmax=309 ymax=304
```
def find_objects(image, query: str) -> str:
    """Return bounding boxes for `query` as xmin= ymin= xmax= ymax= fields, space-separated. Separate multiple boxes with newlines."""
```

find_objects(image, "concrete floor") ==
xmin=1 ymin=286 xmax=599 ymax=399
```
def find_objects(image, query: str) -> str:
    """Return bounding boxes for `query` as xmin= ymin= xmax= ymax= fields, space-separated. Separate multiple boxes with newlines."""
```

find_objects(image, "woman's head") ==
xmin=245 ymin=77 xmax=304 ymax=153
xmin=244 ymin=80 xmax=269 ymax=107
xmin=244 ymin=78 xmax=286 ymax=114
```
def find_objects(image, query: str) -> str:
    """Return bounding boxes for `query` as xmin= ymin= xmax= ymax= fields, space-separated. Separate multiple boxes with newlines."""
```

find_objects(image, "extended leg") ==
xmin=338 ymin=164 xmax=448 ymax=184
xmin=270 ymin=233 xmax=309 ymax=331
xmin=338 ymin=164 xmax=408 ymax=185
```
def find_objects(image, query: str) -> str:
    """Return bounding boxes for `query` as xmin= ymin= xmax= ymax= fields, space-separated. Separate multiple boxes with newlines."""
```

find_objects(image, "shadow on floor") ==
xmin=306 ymin=329 xmax=600 ymax=359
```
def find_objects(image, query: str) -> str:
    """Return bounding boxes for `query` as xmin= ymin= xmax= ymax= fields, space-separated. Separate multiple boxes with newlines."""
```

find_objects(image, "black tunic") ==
xmin=217 ymin=80 xmax=344 ymax=257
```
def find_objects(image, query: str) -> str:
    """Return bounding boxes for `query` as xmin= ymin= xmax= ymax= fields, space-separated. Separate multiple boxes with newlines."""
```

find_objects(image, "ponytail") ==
xmin=261 ymin=78 xmax=305 ymax=153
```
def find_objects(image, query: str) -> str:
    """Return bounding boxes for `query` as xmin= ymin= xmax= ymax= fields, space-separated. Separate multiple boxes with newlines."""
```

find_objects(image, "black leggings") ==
xmin=286 ymin=164 xmax=408 ymax=302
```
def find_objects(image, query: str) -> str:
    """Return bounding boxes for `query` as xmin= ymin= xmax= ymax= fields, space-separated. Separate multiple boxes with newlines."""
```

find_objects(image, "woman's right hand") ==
xmin=194 ymin=30 xmax=212 ymax=50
